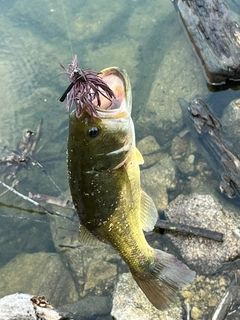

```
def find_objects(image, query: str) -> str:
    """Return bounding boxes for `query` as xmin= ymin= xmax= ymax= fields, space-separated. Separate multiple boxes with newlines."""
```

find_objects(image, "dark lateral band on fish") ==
xmin=59 ymin=55 xmax=115 ymax=117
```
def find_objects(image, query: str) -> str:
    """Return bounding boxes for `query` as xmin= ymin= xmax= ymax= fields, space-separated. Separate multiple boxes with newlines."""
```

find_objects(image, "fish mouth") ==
xmin=92 ymin=67 xmax=132 ymax=119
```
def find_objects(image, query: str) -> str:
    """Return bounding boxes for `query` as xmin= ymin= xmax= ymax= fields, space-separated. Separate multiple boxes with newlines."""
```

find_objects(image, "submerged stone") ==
xmin=165 ymin=193 xmax=240 ymax=274
xmin=111 ymin=272 xmax=183 ymax=320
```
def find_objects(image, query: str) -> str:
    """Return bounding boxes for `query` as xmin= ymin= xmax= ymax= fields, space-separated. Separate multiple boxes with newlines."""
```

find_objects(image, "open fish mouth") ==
xmin=91 ymin=67 xmax=132 ymax=120
xmin=59 ymin=55 xmax=131 ymax=119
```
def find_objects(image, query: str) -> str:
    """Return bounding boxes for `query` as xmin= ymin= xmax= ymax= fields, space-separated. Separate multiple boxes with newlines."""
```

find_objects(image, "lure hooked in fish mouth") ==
xmin=59 ymin=55 xmax=116 ymax=117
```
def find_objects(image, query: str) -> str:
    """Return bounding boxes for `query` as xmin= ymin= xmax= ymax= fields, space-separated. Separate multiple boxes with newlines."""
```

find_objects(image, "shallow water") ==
xmin=0 ymin=0 xmax=240 ymax=319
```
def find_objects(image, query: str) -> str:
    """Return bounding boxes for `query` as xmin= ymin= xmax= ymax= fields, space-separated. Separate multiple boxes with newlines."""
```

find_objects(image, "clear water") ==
xmin=0 ymin=0 xmax=240 ymax=319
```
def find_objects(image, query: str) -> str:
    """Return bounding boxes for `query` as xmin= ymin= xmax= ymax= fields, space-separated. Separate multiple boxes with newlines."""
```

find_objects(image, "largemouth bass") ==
xmin=67 ymin=67 xmax=195 ymax=310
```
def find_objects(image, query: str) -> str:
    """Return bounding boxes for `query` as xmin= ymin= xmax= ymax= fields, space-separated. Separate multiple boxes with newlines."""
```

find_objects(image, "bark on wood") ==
xmin=173 ymin=0 xmax=240 ymax=84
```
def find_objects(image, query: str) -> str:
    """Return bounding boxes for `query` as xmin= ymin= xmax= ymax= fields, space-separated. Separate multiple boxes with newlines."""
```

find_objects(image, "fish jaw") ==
xmin=92 ymin=67 xmax=132 ymax=120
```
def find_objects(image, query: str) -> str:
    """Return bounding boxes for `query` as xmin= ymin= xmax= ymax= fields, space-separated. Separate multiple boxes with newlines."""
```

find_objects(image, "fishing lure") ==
xmin=59 ymin=55 xmax=115 ymax=117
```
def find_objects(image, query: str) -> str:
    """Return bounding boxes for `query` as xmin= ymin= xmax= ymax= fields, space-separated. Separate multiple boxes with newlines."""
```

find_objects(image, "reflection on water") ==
xmin=0 ymin=0 xmax=240 ymax=319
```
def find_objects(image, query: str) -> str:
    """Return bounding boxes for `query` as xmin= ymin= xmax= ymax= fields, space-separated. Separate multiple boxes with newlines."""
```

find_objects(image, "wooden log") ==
xmin=173 ymin=0 xmax=240 ymax=84
xmin=179 ymin=97 xmax=240 ymax=200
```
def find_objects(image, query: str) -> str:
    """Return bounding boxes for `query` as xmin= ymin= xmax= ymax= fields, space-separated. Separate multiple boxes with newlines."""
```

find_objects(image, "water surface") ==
xmin=0 ymin=0 xmax=240 ymax=319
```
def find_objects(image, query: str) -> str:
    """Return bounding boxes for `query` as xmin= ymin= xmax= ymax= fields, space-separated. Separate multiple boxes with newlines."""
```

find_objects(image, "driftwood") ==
xmin=0 ymin=120 xmax=67 ymax=199
xmin=28 ymin=192 xmax=74 ymax=209
xmin=155 ymin=219 xmax=223 ymax=242
xmin=173 ymin=0 xmax=240 ymax=84
xmin=211 ymin=275 xmax=240 ymax=319
xmin=0 ymin=120 xmax=43 ymax=178
xmin=179 ymin=97 xmax=240 ymax=200
xmin=0 ymin=180 xmax=75 ymax=223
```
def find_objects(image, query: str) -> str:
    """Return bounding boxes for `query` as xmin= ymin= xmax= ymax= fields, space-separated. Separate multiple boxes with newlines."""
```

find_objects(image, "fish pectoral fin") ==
xmin=140 ymin=190 xmax=158 ymax=232
xmin=79 ymin=224 xmax=105 ymax=247
xmin=135 ymin=147 xmax=144 ymax=165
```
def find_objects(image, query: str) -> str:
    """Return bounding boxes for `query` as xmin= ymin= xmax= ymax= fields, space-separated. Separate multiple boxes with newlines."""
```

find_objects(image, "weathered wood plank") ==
xmin=173 ymin=0 xmax=240 ymax=84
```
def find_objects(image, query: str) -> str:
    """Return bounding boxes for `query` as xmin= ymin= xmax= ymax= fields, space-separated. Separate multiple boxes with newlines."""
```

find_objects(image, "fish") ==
xmin=67 ymin=66 xmax=196 ymax=310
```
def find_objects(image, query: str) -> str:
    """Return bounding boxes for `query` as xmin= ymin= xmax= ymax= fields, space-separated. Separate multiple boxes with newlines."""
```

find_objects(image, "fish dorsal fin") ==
xmin=135 ymin=147 xmax=144 ymax=165
xmin=79 ymin=224 xmax=104 ymax=247
xmin=140 ymin=190 xmax=158 ymax=232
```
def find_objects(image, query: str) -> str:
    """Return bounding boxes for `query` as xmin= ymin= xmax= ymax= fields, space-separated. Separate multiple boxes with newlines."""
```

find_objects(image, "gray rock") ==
xmin=141 ymin=156 xmax=177 ymax=211
xmin=59 ymin=296 xmax=112 ymax=320
xmin=0 ymin=252 xmax=78 ymax=306
xmin=60 ymin=244 xmax=118 ymax=299
xmin=137 ymin=135 xmax=164 ymax=169
xmin=179 ymin=270 xmax=240 ymax=319
xmin=0 ymin=293 xmax=36 ymax=320
xmin=0 ymin=209 xmax=54 ymax=270
xmin=0 ymin=293 xmax=73 ymax=320
xmin=171 ymin=132 xmax=198 ymax=174
xmin=221 ymin=98 xmax=240 ymax=151
xmin=164 ymin=193 xmax=240 ymax=274
xmin=111 ymin=273 xmax=183 ymax=320
xmin=50 ymin=206 xmax=119 ymax=300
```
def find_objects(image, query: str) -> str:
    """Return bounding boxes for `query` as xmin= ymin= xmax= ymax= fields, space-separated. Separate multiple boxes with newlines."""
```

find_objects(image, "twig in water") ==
xmin=28 ymin=192 xmax=74 ymax=209
xmin=186 ymin=303 xmax=191 ymax=320
xmin=59 ymin=244 xmax=83 ymax=249
xmin=155 ymin=219 xmax=224 ymax=242
xmin=0 ymin=179 xmax=19 ymax=197
xmin=29 ymin=156 xmax=66 ymax=198
xmin=0 ymin=180 xmax=75 ymax=223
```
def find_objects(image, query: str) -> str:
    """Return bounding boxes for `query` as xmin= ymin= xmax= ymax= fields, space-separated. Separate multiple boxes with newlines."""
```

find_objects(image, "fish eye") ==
xmin=88 ymin=126 xmax=99 ymax=138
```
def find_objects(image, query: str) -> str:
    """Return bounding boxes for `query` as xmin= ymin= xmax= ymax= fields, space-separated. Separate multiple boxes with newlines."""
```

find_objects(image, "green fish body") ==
xmin=67 ymin=67 xmax=195 ymax=310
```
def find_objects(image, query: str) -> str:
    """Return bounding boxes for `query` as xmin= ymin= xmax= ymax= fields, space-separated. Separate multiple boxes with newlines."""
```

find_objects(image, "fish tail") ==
xmin=132 ymin=249 xmax=196 ymax=310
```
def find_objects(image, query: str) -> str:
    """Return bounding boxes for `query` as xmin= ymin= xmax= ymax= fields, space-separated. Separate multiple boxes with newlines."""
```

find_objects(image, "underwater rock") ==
xmin=137 ymin=135 xmax=164 ymax=169
xmin=164 ymin=193 xmax=240 ymax=274
xmin=0 ymin=209 xmax=54 ymax=270
xmin=141 ymin=156 xmax=177 ymax=211
xmin=59 ymin=243 xmax=119 ymax=298
xmin=0 ymin=294 xmax=36 ymax=320
xmin=173 ymin=0 xmax=240 ymax=84
xmin=59 ymin=296 xmax=112 ymax=320
xmin=0 ymin=252 xmax=78 ymax=306
xmin=0 ymin=293 xmax=72 ymax=320
xmin=171 ymin=131 xmax=198 ymax=174
xmin=221 ymin=98 xmax=240 ymax=149
xmin=49 ymin=201 xmax=119 ymax=300
xmin=180 ymin=272 xmax=240 ymax=319
xmin=111 ymin=272 xmax=183 ymax=320
xmin=135 ymin=10 xmax=208 ymax=146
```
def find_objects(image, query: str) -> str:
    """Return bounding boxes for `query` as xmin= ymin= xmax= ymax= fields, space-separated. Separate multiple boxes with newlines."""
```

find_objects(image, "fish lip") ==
xmin=89 ymin=66 xmax=132 ymax=119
